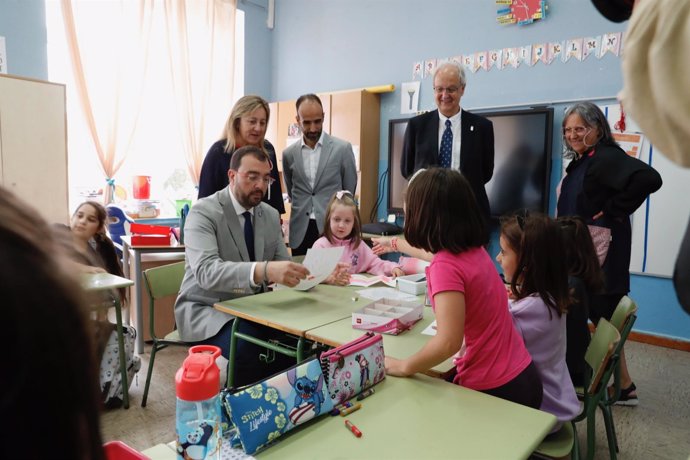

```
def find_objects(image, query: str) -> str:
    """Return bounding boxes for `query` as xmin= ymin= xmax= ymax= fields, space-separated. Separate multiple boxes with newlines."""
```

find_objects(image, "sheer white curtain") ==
xmin=60 ymin=0 xmax=237 ymax=203
xmin=164 ymin=0 xmax=236 ymax=186
xmin=61 ymin=0 xmax=155 ymax=203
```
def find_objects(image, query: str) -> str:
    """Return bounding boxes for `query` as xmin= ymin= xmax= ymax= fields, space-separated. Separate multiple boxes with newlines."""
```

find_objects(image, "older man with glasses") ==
xmin=400 ymin=62 xmax=495 ymax=221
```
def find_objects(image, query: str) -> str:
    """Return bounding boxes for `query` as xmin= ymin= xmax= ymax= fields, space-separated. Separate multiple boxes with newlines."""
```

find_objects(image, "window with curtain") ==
xmin=46 ymin=1 xmax=245 ymax=217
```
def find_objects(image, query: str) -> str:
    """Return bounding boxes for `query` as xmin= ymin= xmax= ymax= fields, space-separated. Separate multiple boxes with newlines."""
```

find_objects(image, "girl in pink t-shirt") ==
xmin=313 ymin=191 xmax=404 ymax=285
xmin=385 ymin=168 xmax=542 ymax=409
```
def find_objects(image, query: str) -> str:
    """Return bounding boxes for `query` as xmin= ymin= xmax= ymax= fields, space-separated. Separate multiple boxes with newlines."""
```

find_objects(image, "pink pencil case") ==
xmin=319 ymin=332 xmax=386 ymax=405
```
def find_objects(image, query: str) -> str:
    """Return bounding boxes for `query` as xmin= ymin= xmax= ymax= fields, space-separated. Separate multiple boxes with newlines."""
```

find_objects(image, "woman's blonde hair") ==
xmin=222 ymin=95 xmax=270 ymax=153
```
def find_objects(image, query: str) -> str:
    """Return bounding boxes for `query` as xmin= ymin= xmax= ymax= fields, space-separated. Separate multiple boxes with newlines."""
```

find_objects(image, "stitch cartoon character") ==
xmin=355 ymin=354 xmax=370 ymax=388
xmin=177 ymin=422 xmax=214 ymax=460
xmin=287 ymin=367 xmax=325 ymax=424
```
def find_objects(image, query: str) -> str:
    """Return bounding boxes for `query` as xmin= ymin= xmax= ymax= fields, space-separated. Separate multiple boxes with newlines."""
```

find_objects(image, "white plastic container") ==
xmin=397 ymin=273 xmax=428 ymax=295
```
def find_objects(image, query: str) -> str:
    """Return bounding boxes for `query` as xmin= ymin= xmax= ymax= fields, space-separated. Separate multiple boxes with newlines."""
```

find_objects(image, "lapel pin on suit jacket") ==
xmin=470 ymin=125 xmax=474 ymax=131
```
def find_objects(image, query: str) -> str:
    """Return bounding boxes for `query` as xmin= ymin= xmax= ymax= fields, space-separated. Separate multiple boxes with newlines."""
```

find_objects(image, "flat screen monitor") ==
xmin=386 ymin=107 xmax=554 ymax=219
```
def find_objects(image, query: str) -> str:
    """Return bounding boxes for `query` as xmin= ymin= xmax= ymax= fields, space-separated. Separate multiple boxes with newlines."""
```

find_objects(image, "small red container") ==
xmin=130 ymin=223 xmax=172 ymax=246
xmin=132 ymin=175 xmax=151 ymax=200
xmin=103 ymin=441 xmax=149 ymax=460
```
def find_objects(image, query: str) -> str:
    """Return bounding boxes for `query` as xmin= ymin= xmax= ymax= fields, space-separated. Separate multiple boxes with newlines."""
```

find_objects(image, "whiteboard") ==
xmin=602 ymin=104 xmax=690 ymax=278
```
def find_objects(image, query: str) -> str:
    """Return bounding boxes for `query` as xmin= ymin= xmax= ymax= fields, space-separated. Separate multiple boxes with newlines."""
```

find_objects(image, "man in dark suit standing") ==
xmin=401 ymin=62 xmax=495 ymax=220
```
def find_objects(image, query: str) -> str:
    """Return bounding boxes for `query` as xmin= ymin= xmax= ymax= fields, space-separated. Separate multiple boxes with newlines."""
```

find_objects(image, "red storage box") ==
xmin=103 ymin=441 xmax=149 ymax=460
xmin=130 ymin=223 xmax=172 ymax=246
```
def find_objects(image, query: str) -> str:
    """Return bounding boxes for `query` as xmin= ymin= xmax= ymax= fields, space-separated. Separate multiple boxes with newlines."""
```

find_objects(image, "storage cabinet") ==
xmin=0 ymin=74 xmax=68 ymax=224
xmin=267 ymin=89 xmax=380 ymax=224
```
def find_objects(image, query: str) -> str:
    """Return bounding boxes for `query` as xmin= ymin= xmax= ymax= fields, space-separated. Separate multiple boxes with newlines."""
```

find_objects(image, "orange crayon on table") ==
xmin=345 ymin=419 xmax=362 ymax=438
xmin=340 ymin=402 xmax=362 ymax=416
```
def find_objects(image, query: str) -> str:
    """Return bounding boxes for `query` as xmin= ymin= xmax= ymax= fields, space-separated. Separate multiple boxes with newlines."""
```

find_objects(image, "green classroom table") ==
xmin=215 ymin=284 xmax=373 ymax=387
xmin=143 ymin=374 xmax=556 ymax=460
xmin=257 ymin=374 xmax=556 ymax=460
xmin=214 ymin=284 xmax=369 ymax=336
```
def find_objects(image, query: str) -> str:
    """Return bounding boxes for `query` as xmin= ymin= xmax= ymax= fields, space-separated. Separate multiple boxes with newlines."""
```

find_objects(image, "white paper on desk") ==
xmin=349 ymin=273 xmax=397 ymax=288
xmin=356 ymin=287 xmax=419 ymax=301
xmin=286 ymin=246 xmax=344 ymax=291
xmin=421 ymin=320 xmax=437 ymax=336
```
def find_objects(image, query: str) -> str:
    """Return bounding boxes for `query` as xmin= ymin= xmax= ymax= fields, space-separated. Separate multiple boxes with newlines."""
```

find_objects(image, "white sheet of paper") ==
xmin=421 ymin=320 xmax=437 ymax=336
xmin=284 ymin=246 xmax=344 ymax=291
xmin=356 ymin=287 xmax=418 ymax=301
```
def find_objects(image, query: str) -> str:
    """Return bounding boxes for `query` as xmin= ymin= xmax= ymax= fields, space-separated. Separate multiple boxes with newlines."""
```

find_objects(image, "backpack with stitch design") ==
xmin=99 ymin=324 xmax=141 ymax=408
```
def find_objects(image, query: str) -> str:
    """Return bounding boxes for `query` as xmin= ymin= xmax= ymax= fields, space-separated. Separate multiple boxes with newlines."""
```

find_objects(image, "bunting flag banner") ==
xmin=546 ymin=41 xmax=563 ymax=64
xmin=599 ymin=32 xmax=622 ymax=57
xmin=582 ymin=36 xmax=601 ymax=60
xmin=475 ymin=51 xmax=489 ymax=72
xmin=532 ymin=43 xmax=546 ymax=66
xmin=519 ymin=45 xmax=533 ymax=66
xmin=424 ymin=59 xmax=437 ymax=78
xmin=564 ymin=38 xmax=584 ymax=62
xmin=412 ymin=62 xmax=422 ymax=80
xmin=504 ymin=47 xmax=520 ymax=68
xmin=462 ymin=54 xmax=475 ymax=73
xmin=488 ymin=49 xmax=503 ymax=70
xmin=412 ymin=31 xmax=622 ymax=77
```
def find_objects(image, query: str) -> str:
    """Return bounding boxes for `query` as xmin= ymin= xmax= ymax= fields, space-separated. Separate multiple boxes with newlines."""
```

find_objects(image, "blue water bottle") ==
xmin=175 ymin=345 xmax=222 ymax=460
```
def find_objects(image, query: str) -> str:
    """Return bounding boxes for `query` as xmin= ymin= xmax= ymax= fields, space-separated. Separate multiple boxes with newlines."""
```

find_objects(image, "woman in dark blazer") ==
xmin=557 ymin=101 xmax=662 ymax=405
xmin=198 ymin=95 xmax=285 ymax=214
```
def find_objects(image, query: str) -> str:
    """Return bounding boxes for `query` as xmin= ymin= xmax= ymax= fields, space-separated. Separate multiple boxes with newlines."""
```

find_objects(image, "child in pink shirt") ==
xmin=385 ymin=168 xmax=542 ymax=409
xmin=313 ymin=191 xmax=404 ymax=285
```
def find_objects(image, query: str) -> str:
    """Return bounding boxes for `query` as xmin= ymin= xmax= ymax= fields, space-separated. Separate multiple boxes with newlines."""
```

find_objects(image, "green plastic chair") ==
xmin=141 ymin=261 xmax=189 ymax=407
xmin=534 ymin=421 xmax=579 ymax=460
xmin=535 ymin=318 xmax=620 ymax=460
xmin=577 ymin=318 xmax=621 ymax=460
xmin=600 ymin=296 xmax=638 ymax=454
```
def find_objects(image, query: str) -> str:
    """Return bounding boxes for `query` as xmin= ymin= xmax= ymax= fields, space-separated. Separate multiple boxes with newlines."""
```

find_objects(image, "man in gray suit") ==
xmin=283 ymin=94 xmax=358 ymax=256
xmin=175 ymin=145 xmax=309 ymax=386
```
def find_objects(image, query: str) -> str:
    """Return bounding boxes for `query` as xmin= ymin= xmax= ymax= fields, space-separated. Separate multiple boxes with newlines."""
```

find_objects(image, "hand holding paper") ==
xmin=266 ymin=261 xmax=310 ymax=287
xmin=280 ymin=247 xmax=345 ymax=291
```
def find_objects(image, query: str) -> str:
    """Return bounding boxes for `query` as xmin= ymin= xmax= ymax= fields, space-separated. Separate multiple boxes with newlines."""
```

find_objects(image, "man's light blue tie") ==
xmin=439 ymin=119 xmax=453 ymax=168
xmin=242 ymin=211 xmax=255 ymax=261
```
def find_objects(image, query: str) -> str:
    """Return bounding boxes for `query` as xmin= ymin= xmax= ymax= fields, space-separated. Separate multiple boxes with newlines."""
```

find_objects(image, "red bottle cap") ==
xmin=175 ymin=345 xmax=221 ymax=401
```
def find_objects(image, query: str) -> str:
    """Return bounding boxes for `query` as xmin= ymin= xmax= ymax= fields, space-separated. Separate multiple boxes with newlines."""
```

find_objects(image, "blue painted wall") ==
xmin=239 ymin=0 xmax=272 ymax=97
xmin=0 ymin=0 xmax=48 ymax=79
xmin=268 ymin=0 xmax=689 ymax=342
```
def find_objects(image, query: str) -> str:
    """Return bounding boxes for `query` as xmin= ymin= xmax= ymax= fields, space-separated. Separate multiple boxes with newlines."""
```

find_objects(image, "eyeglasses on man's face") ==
xmin=433 ymin=86 xmax=460 ymax=95
xmin=563 ymin=126 xmax=590 ymax=136
xmin=236 ymin=171 xmax=275 ymax=186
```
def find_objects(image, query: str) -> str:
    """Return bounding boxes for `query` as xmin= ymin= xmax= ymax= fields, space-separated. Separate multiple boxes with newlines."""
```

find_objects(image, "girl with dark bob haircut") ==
xmin=404 ymin=168 xmax=488 ymax=253
xmin=386 ymin=168 xmax=543 ymax=410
